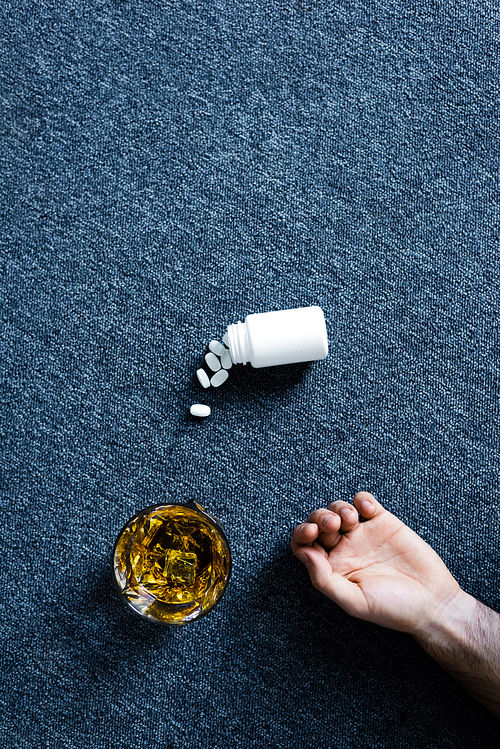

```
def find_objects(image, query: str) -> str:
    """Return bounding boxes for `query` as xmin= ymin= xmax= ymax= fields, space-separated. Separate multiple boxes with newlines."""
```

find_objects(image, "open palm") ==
xmin=291 ymin=492 xmax=460 ymax=634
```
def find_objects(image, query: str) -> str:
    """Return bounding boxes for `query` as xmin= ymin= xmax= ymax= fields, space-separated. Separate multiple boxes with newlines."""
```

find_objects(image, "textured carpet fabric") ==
xmin=1 ymin=1 xmax=499 ymax=747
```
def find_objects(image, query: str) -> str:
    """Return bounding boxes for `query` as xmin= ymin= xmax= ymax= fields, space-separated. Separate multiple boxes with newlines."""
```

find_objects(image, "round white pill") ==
xmin=190 ymin=404 xmax=211 ymax=418
xmin=209 ymin=340 xmax=225 ymax=356
xmin=220 ymin=350 xmax=232 ymax=369
xmin=205 ymin=352 xmax=221 ymax=372
xmin=210 ymin=369 xmax=229 ymax=387
xmin=196 ymin=368 xmax=211 ymax=388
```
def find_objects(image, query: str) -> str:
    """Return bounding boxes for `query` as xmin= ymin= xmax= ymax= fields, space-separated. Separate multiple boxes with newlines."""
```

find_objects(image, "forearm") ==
xmin=413 ymin=591 xmax=500 ymax=719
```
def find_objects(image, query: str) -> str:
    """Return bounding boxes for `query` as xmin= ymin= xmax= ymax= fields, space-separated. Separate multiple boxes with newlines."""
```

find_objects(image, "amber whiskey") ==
xmin=113 ymin=503 xmax=231 ymax=624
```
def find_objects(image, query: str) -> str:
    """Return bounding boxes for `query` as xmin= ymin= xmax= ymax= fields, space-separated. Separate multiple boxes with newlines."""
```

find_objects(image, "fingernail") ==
xmin=340 ymin=508 xmax=353 ymax=519
xmin=361 ymin=500 xmax=372 ymax=512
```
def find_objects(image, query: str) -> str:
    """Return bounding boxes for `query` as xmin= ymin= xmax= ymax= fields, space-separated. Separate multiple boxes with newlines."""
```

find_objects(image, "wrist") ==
xmin=412 ymin=588 xmax=477 ymax=645
xmin=411 ymin=589 xmax=500 ymax=719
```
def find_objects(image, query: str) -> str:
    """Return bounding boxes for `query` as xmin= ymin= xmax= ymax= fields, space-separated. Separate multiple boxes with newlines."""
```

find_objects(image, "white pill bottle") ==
xmin=226 ymin=305 xmax=328 ymax=368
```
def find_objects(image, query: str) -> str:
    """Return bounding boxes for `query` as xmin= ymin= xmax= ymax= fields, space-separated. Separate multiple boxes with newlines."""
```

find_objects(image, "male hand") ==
xmin=291 ymin=491 xmax=462 ymax=635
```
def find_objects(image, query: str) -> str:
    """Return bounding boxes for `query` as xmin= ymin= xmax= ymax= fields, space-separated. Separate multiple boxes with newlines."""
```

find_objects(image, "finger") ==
xmin=294 ymin=546 xmax=369 ymax=618
xmin=307 ymin=507 xmax=342 ymax=534
xmin=326 ymin=500 xmax=360 ymax=532
xmin=290 ymin=522 xmax=321 ymax=556
xmin=352 ymin=491 xmax=385 ymax=520
xmin=304 ymin=509 xmax=342 ymax=548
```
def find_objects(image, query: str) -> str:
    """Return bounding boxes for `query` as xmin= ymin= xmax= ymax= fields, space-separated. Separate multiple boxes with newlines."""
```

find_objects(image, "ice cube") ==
xmin=164 ymin=549 xmax=197 ymax=585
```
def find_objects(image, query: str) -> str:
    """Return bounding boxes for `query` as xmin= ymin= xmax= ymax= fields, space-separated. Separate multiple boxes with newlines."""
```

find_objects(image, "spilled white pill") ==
xmin=220 ymin=350 xmax=232 ymax=369
xmin=222 ymin=332 xmax=229 ymax=346
xmin=211 ymin=369 xmax=229 ymax=387
xmin=190 ymin=404 xmax=211 ymax=418
xmin=209 ymin=340 xmax=225 ymax=356
xmin=196 ymin=368 xmax=211 ymax=388
xmin=205 ymin=352 xmax=221 ymax=372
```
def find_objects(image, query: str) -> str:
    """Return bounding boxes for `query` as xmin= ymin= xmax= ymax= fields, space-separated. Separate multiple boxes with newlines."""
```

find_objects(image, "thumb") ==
xmin=296 ymin=546 xmax=333 ymax=589
xmin=296 ymin=547 xmax=368 ymax=618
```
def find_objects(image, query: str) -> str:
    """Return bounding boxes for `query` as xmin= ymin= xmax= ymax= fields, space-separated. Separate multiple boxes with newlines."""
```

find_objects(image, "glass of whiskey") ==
xmin=112 ymin=500 xmax=231 ymax=625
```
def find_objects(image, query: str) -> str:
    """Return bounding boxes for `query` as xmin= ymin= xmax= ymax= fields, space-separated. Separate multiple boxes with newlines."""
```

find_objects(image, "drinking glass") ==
xmin=112 ymin=500 xmax=231 ymax=625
